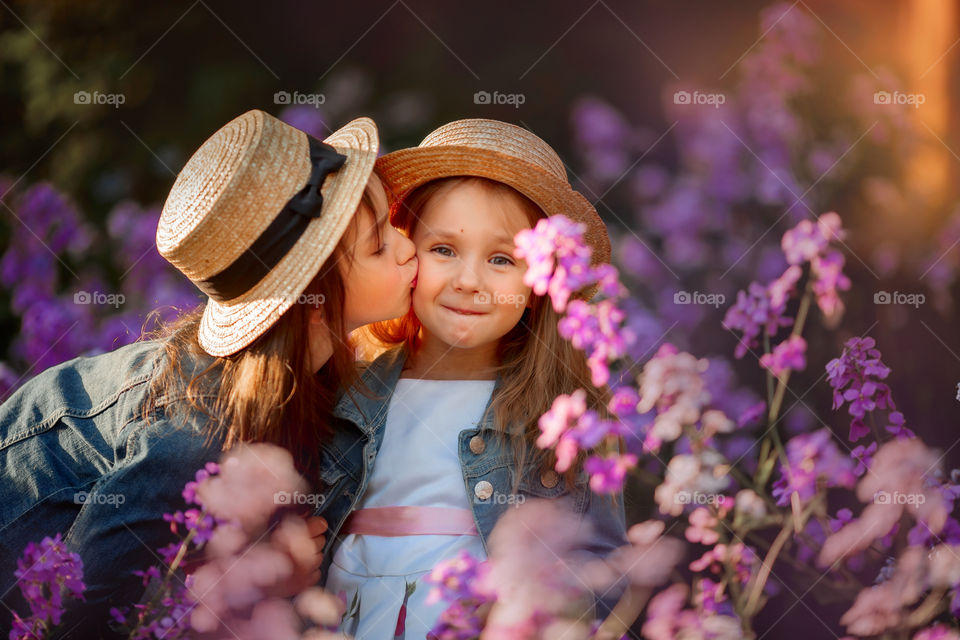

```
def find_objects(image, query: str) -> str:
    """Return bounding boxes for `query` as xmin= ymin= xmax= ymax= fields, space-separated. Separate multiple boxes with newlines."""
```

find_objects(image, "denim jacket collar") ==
xmin=331 ymin=347 xmax=515 ymax=437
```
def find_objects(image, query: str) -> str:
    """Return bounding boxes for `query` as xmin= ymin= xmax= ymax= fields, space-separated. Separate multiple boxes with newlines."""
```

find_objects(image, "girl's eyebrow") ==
xmin=423 ymin=228 xmax=515 ymax=246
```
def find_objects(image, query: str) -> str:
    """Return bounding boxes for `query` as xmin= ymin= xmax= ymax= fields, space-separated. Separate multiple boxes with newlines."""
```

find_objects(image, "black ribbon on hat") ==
xmin=195 ymin=136 xmax=347 ymax=302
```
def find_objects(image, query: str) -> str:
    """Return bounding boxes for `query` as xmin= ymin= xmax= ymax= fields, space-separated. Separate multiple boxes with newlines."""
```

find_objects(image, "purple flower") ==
xmin=722 ymin=279 xmax=794 ymax=359
xmin=11 ymin=534 xmax=85 ymax=634
xmin=608 ymin=385 xmax=640 ymax=418
xmin=425 ymin=551 xmax=494 ymax=640
xmin=759 ymin=334 xmax=807 ymax=376
xmin=827 ymin=337 xmax=902 ymax=444
xmin=558 ymin=299 xmax=636 ymax=386
xmin=279 ymin=104 xmax=329 ymax=140
xmin=914 ymin=624 xmax=960 ymax=640
xmin=772 ymin=429 xmax=857 ymax=506
xmin=850 ymin=441 xmax=878 ymax=476
xmin=584 ymin=453 xmax=638 ymax=493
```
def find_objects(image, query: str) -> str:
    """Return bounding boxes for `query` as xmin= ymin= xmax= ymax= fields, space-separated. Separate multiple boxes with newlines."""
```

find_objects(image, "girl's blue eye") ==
xmin=491 ymin=255 xmax=514 ymax=266
xmin=432 ymin=246 xmax=454 ymax=257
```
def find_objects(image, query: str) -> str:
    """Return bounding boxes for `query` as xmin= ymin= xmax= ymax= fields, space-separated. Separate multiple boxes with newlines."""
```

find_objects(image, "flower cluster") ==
xmin=514 ymin=214 xmax=635 ymax=387
xmin=10 ymin=534 xmax=86 ymax=639
xmin=425 ymin=551 xmax=495 ymax=640
xmin=514 ymin=216 xmax=608 ymax=313
xmin=772 ymin=429 xmax=857 ymax=507
xmin=827 ymin=336 xmax=909 ymax=443
xmin=724 ymin=212 xmax=849 ymax=373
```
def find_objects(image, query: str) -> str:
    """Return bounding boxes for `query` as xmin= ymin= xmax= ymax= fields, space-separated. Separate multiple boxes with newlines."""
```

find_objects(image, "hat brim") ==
xmin=376 ymin=145 xmax=611 ymax=269
xmin=198 ymin=117 xmax=378 ymax=357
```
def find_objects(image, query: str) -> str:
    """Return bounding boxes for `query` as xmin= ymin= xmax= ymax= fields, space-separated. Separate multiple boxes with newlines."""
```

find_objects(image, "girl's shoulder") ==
xmin=0 ymin=340 xmax=169 ymax=448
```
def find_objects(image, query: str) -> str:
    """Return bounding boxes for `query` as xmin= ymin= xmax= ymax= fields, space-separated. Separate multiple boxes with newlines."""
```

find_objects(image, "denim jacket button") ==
xmin=469 ymin=435 xmax=486 ymax=455
xmin=474 ymin=480 xmax=494 ymax=500
xmin=540 ymin=469 xmax=560 ymax=489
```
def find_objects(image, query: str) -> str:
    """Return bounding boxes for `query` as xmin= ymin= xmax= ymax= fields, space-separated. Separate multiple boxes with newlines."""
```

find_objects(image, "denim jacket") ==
xmin=319 ymin=347 xmax=628 ymax=619
xmin=0 ymin=340 xmax=223 ymax=637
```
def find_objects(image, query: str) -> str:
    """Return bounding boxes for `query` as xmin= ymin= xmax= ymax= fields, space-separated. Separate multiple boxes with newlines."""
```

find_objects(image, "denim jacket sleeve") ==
xmin=0 ymin=341 xmax=222 ymax=637
xmin=56 ymin=414 xmax=222 ymax=635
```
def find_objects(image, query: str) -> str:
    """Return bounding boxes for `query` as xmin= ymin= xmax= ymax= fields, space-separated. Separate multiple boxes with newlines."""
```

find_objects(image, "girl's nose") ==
xmin=452 ymin=260 xmax=481 ymax=292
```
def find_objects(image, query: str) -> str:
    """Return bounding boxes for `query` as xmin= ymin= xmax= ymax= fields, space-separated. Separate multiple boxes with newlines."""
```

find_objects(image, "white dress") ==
xmin=326 ymin=378 xmax=495 ymax=639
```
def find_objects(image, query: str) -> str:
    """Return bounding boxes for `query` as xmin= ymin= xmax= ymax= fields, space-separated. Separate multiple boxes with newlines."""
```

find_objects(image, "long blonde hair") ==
xmin=366 ymin=177 xmax=610 ymax=491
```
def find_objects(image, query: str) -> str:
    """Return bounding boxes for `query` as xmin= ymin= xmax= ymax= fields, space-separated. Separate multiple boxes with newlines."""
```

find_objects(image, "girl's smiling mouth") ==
xmin=441 ymin=305 xmax=486 ymax=316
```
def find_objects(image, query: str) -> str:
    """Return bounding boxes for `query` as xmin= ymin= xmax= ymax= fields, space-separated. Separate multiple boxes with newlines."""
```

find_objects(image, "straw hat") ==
xmin=157 ymin=109 xmax=377 ymax=357
xmin=376 ymin=118 xmax=611 ymax=274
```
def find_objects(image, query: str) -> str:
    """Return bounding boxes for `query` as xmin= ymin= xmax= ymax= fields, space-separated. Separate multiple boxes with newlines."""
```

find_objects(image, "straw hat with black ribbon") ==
xmin=375 ymin=118 xmax=610 ymax=300
xmin=157 ymin=109 xmax=378 ymax=357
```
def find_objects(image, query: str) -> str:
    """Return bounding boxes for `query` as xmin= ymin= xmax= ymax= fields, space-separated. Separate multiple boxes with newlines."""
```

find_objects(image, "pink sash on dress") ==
xmin=341 ymin=506 xmax=479 ymax=537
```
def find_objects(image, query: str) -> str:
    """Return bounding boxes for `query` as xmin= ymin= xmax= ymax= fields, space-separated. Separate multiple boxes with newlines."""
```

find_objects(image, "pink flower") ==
xmin=196 ymin=443 xmax=307 ymax=534
xmin=295 ymin=588 xmax=346 ymax=627
xmin=820 ymin=439 xmax=947 ymax=566
xmin=915 ymin=625 xmax=960 ymax=640
xmin=592 ymin=521 xmax=684 ymax=590
xmin=536 ymin=390 xmax=587 ymax=450
xmin=759 ymin=334 xmax=807 ymax=377
xmin=480 ymin=500 xmax=597 ymax=637
xmin=839 ymin=547 xmax=927 ymax=636
xmin=781 ymin=212 xmax=845 ymax=265
xmin=685 ymin=508 xmax=720 ymax=545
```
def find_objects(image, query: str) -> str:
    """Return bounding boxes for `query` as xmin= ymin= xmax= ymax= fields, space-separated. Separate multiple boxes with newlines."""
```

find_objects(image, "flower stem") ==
xmin=743 ymin=520 xmax=793 ymax=617
xmin=591 ymin=584 xmax=653 ymax=640
xmin=766 ymin=283 xmax=814 ymax=466
xmin=904 ymin=588 xmax=947 ymax=629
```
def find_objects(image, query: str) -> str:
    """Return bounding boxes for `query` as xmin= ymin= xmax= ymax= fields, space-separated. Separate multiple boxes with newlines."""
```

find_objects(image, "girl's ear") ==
xmin=308 ymin=307 xmax=325 ymax=325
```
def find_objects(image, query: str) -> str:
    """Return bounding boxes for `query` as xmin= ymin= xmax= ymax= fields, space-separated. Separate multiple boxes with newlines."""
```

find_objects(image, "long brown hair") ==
xmin=366 ymin=177 xmax=613 ymax=492
xmin=141 ymin=178 xmax=384 ymax=480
